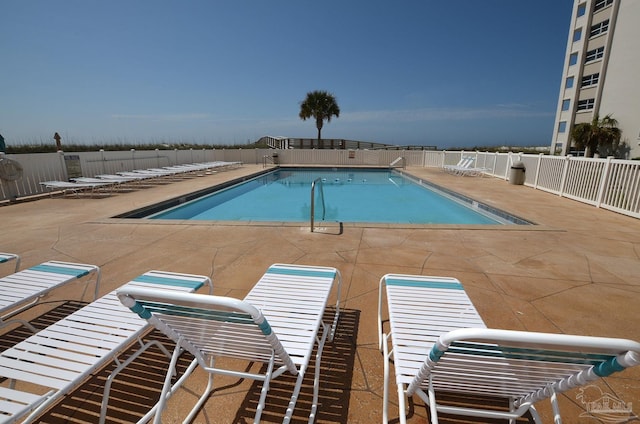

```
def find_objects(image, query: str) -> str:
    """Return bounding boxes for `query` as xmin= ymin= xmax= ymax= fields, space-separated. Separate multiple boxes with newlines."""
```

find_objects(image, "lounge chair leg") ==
xmin=427 ymin=379 xmax=439 ymax=424
xmin=382 ymin=333 xmax=392 ymax=424
xmin=0 ymin=318 xmax=38 ymax=333
xmin=308 ymin=322 xmax=329 ymax=423
xmin=529 ymin=405 xmax=542 ymax=424
xmin=328 ymin=272 xmax=342 ymax=343
xmin=549 ymin=387 xmax=562 ymax=424
xmin=184 ymin=357 xmax=217 ymax=424
xmin=99 ymin=339 xmax=170 ymax=424
xmin=154 ymin=343 xmax=183 ymax=424
xmin=397 ymin=384 xmax=408 ymax=424
xmin=138 ymin=358 xmax=199 ymax=424
xmin=329 ymin=306 xmax=340 ymax=342
xmin=254 ymin=356 xmax=275 ymax=423
xmin=283 ymin=371 xmax=305 ymax=424
xmin=382 ymin=331 xmax=410 ymax=424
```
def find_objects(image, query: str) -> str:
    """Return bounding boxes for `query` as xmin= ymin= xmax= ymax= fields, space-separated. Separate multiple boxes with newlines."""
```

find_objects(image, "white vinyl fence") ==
xmin=1 ymin=149 xmax=638 ymax=219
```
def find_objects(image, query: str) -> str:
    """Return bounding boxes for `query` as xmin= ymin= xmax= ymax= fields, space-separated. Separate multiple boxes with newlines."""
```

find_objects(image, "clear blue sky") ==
xmin=1 ymin=1 xmax=573 ymax=148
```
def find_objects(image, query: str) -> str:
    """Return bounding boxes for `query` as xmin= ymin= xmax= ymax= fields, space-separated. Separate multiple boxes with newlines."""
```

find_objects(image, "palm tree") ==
xmin=299 ymin=90 xmax=340 ymax=148
xmin=571 ymin=114 xmax=621 ymax=157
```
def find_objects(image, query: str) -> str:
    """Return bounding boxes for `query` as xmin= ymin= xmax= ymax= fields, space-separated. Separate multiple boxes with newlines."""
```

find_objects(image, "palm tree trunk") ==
xmin=316 ymin=118 xmax=323 ymax=149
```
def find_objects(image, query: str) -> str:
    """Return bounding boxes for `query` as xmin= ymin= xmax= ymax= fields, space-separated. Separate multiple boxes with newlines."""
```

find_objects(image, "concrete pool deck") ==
xmin=1 ymin=164 xmax=639 ymax=423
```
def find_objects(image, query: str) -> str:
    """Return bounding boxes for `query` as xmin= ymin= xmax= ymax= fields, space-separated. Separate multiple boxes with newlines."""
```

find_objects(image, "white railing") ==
xmin=261 ymin=136 xmax=289 ymax=149
xmin=475 ymin=152 xmax=640 ymax=218
xmin=1 ymin=149 xmax=638 ymax=219
xmin=310 ymin=177 xmax=326 ymax=232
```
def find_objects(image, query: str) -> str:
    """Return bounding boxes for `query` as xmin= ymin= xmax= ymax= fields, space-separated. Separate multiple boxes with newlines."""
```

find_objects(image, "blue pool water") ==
xmin=147 ymin=168 xmax=524 ymax=225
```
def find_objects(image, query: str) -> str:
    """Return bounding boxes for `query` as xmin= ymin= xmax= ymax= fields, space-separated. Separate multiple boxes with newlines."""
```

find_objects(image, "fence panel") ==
xmin=422 ymin=151 xmax=443 ymax=167
xmin=562 ymin=158 xmax=605 ymax=205
xmin=0 ymin=153 xmax=65 ymax=200
xmin=442 ymin=151 xmax=465 ymax=167
xmin=474 ymin=153 xmax=495 ymax=173
xmin=600 ymin=160 xmax=640 ymax=216
xmin=534 ymin=155 xmax=567 ymax=194
xmin=484 ymin=153 xmax=511 ymax=179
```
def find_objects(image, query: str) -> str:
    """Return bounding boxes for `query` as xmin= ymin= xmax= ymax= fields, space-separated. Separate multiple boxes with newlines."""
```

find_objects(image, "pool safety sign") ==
xmin=64 ymin=155 xmax=82 ymax=179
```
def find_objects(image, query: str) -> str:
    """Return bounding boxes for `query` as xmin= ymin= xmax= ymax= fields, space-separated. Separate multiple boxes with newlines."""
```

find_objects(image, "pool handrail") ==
xmin=310 ymin=177 xmax=326 ymax=232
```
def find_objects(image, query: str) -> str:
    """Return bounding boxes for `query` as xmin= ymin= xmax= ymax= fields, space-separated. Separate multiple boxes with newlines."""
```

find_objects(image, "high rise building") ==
xmin=551 ymin=0 xmax=640 ymax=158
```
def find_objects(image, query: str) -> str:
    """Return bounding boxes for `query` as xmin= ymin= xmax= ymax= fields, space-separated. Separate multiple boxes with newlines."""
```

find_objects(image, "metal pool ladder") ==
xmin=310 ymin=177 xmax=326 ymax=232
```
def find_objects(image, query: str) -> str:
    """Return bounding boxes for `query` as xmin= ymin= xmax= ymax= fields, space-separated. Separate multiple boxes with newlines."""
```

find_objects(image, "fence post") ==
xmin=58 ymin=150 xmax=68 ymax=181
xmin=533 ymin=153 xmax=544 ymax=189
xmin=130 ymin=149 xmax=136 ymax=170
xmin=595 ymin=156 xmax=614 ymax=208
xmin=505 ymin=152 xmax=513 ymax=180
xmin=559 ymin=155 xmax=571 ymax=197
xmin=100 ymin=149 xmax=106 ymax=175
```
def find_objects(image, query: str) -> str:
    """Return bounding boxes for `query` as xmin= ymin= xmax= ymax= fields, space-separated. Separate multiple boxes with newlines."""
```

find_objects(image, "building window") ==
xmin=585 ymin=47 xmax=604 ymax=63
xmin=590 ymin=20 xmax=609 ymax=37
xmin=581 ymin=73 xmax=600 ymax=87
xmin=570 ymin=53 xmax=579 ymax=66
xmin=577 ymin=99 xmax=595 ymax=111
xmin=577 ymin=3 xmax=587 ymax=17
xmin=558 ymin=121 xmax=567 ymax=133
xmin=562 ymin=99 xmax=571 ymax=111
xmin=566 ymin=76 xmax=575 ymax=89
xmin=573 ymin=28 xmax=582 ymax=42
xmin=594 ymin=0 xmax=613 ymax=12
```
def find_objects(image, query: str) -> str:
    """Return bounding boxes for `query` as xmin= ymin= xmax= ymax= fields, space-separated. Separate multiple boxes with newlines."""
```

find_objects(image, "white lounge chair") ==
xmin=456 ymin=161 xmax=488 ymax=176
xmin=115 ymin=171 xmax=164 ymax=180
xmin=0 ymin=252 xmax=20 ymax=274
xmin=0 ymin=269 xmax=212 ymax=424
xmin=117 ymin=263 xmax=342 ymax=424
xmin=124 ymin=169 xmax=175 ymax=177
xmin=39 ymin=180 xmax=114 ymax=197
xmin=443 ymin=157 xmax=473 ymax=174
xmin=378 ymin=273 xmax=640 ymax=424
xmin=443 ymin=157 xmax=487 ymax=176
xmin=95 ymin=173 xmax=150 ymax=182
xmin=0 ymin=260 xmax=101 ymax=333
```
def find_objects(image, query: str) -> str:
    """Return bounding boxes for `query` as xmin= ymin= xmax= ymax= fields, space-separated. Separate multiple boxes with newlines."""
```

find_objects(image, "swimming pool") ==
xmin=136 ymin=168 xmax=530 ymax=225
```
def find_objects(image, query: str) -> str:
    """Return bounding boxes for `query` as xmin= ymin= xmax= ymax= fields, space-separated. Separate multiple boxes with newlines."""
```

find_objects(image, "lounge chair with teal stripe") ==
xmin=378 ymin=273 xmax=640 ymax=424
xmin=0 ymin=252 xmax=20 ymax=274
xmin=0 ymin=260 xmax=101 ymax=333
xmin=117 ymin=263 xmax=342 ymax=424
xmin=0 ymin=270 xmax=212 ymax=424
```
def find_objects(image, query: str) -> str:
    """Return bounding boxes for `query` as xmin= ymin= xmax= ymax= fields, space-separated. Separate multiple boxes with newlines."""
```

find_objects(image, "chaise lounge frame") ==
xmin=0 ymin=270 xmax=212 ymax=424
xmin=0 ymin=260 xmax=101 ymax=333
xmin=378 ymin=273 xmax=640 ymax=424
xmin=118 ymin=263 xmax=341 ymax=424
xmin=0 ymin=252 xmax=20 ymax=274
